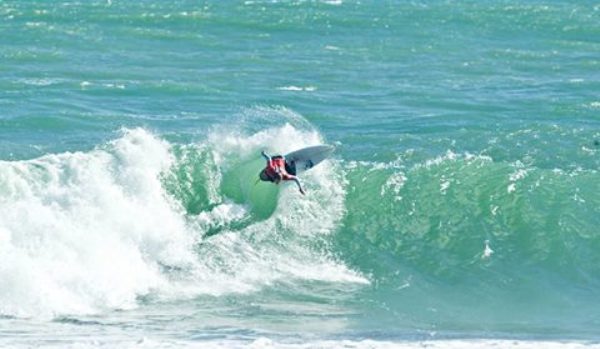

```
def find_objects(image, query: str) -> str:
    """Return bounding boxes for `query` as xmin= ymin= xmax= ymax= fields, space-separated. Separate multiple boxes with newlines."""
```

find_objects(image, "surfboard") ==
xmin=284 ymin=145 xmax=335 ymax=175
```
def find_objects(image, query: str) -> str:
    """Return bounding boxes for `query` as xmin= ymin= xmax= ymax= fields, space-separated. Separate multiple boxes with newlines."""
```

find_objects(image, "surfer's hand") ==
xmin=299 ymin=188 xmax=306 ymax=195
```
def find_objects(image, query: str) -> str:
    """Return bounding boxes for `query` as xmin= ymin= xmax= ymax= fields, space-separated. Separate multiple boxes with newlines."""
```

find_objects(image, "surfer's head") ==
xmin=259 ymin=169 xmax=282 ymax=183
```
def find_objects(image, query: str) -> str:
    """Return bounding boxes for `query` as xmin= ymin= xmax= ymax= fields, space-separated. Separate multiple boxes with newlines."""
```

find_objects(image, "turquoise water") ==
xmin=1 ymin=1 xmax=600 ymax=347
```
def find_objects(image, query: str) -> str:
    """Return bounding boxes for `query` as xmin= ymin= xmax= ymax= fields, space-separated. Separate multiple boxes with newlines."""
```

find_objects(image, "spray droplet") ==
xmin=482 ymin=240 xmax=494 ymax=259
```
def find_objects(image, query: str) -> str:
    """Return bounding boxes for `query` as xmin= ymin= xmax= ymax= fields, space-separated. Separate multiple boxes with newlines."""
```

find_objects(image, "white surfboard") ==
xmin=284 ymin=145 xmax=334 ymax=175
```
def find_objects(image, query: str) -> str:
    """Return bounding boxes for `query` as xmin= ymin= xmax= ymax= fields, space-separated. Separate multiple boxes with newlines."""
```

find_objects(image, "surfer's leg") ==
xmin=292 ymin=177 xmax=305 ymax=195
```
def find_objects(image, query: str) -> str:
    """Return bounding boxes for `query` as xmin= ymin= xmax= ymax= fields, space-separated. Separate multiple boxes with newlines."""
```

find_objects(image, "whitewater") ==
xmin=0 ymin=124 xmax=364 ymax=313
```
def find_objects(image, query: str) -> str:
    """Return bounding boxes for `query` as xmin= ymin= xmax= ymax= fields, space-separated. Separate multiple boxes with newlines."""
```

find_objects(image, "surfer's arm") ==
xmin=261 ymin=150 xmax=271 ymax=162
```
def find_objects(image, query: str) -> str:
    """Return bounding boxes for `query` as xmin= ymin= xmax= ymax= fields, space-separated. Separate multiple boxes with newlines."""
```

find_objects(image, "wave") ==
xmin=1 ymin=112 xmax=598 ymax=332
xmin=0 ymin=123 xmax=364 ymax=319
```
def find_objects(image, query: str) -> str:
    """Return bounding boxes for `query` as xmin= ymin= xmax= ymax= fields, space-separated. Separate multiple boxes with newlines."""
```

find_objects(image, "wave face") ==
xmin=339 ymin=152 xmax=600 ymax=334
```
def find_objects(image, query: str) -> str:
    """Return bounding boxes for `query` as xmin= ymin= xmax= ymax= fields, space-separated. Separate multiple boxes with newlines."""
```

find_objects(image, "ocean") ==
xmin=1 ymin=0 xmax=599 ymax=348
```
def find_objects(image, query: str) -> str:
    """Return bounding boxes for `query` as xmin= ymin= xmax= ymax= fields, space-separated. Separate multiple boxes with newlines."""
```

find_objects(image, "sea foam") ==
xmin=0 ymin=126 xmax=365 ymax=318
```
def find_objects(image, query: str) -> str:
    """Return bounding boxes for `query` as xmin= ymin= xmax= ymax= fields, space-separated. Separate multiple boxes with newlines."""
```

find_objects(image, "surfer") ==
xmin=259 ymin=150 xmax=306 ymax=195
